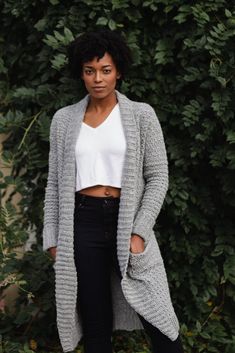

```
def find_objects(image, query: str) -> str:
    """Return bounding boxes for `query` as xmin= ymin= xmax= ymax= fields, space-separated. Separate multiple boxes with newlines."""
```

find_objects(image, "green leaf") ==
xmin=0 ymin=58 xmax=7 ymax=74
xmin=226 ymin=131 xmax=235 ymax=144
xmin=64 ymin=27 xmax=74 ymax=42
xmin=34 ymin=18 xmax=47 ymax=31
xmin=224 ymin=256 xmax=235 ymax=284
xmin=51 ymin=53 xmax=68 ymax=70
xmin=49 ymin=0 xmax=59 ymax=5
xmin=96 ymin=17 xmax=109 ymax=26
xmin=108 ymin=19 xmax=117 ymax=30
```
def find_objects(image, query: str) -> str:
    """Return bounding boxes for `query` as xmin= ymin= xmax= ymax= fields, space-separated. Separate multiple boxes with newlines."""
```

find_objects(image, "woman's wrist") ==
xmin=130 ymin=234 xmax=145 ymax=253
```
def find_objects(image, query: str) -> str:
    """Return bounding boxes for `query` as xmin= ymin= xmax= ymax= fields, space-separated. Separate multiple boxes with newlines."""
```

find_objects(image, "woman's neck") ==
xmin=87 ymin=90 xmax=118 ymax=113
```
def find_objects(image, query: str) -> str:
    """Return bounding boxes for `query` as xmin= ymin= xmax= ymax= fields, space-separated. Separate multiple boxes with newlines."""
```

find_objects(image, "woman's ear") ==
xmin=117 ymin=72 xmax=121 ymax=79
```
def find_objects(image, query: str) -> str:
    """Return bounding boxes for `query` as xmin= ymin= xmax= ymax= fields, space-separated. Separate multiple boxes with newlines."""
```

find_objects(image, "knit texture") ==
xmin=42 ymin=90 xmax=180 ymax=352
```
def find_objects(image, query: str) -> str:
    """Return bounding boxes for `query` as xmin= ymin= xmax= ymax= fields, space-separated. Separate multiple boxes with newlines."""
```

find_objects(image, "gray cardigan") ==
xmin=42 ymin=90 xmax=180 ymax=352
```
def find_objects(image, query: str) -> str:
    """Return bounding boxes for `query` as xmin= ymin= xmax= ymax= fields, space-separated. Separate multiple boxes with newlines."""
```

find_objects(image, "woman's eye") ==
xmin=84 ymin=69 xmax=93 ymax=75
xmin=103 ymin=69 xmax=111 ymax=74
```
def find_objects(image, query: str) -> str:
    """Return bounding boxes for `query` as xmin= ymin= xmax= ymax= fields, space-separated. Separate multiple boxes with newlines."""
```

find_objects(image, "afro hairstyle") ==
xmin=67 ymin=27 xmax=133 ymax=81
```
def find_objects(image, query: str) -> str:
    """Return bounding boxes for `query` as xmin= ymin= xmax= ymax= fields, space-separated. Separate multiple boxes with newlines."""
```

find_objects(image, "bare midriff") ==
xmin=78 ymin=185 xmax=121 ymax=198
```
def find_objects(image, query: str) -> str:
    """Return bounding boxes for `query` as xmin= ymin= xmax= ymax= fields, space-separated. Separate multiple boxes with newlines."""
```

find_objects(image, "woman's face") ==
xmin=81 ymin=52 xmax=121 ymax=99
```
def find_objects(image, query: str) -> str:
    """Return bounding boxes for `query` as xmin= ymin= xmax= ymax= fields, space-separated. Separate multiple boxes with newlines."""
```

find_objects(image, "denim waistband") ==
xmin=75 ymin=191 xmax=120 ymax=207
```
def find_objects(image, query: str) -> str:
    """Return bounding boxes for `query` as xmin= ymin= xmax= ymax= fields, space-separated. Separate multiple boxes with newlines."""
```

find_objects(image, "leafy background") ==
xmin=0 ymin=0 xmax=235 ymax=352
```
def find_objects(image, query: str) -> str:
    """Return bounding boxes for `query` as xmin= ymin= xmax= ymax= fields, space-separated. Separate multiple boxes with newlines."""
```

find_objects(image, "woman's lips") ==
xmin=93 ymin=87 xmax=106 ymax=92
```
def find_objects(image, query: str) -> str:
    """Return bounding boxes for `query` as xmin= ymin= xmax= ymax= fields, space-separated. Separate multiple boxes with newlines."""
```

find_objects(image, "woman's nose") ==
xmin=94 ymin=71 xmax=102 ymax=82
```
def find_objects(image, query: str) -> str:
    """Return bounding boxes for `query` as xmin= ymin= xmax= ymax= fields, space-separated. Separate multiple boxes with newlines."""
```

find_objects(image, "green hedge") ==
xmin=1 ymin=0 xmax=235 ymax=352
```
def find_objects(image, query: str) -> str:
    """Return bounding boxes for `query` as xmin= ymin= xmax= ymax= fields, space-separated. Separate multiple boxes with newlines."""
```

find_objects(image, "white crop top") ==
xmin=75 ymin=103 xmax=127 ymax=192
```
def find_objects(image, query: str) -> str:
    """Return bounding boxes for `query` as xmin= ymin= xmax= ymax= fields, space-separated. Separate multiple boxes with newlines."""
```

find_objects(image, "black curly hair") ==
xmin=67 ymin=27 xmax=133 ymax=82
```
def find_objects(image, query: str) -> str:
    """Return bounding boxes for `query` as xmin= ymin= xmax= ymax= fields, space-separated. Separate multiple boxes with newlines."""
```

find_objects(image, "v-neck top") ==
xmin=75 ymin=103 xmax=127 ymax=191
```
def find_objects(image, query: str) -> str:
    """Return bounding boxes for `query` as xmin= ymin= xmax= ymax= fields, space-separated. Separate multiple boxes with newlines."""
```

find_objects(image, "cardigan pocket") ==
xmin=128 ymin=233 xmax=164 ymax=278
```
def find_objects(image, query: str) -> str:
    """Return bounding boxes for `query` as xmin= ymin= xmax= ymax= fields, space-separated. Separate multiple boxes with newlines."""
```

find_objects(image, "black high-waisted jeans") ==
xmin=73 ymin=192 xmax=184 ymax=353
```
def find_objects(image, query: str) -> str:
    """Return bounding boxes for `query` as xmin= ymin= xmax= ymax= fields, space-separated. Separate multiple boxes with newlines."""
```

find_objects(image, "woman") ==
xmin=42 ymin=28 xmax=184 ymax=353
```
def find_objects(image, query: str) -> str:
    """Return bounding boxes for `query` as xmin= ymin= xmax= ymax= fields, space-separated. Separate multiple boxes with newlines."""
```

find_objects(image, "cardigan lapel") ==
xmin=63 ymin=89 xmax=138 ymax=277
xmin=114 ymin=90 xmax=138 ymax=276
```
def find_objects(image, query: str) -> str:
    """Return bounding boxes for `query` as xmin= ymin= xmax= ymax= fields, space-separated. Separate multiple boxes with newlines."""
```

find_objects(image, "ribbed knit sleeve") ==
xmin=42 ymin=113 xmax=59 ymax=251
xmin=131 ymin=105 xmax=169 ymax=243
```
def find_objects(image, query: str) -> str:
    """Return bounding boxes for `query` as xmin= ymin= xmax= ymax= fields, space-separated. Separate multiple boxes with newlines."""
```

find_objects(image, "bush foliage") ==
xmin=0 ymin=0 xmax=235 ymax=352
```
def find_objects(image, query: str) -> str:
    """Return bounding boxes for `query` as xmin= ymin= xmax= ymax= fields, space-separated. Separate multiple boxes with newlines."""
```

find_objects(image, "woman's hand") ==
xmin=130 ymin=234 xmax=145 ymax=254
xmin=48 ymin=246 xmax=57 ymax=261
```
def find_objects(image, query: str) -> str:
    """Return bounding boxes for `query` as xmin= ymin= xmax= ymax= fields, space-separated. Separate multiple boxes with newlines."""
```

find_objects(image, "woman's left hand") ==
xmin=130 ymin=234 xmax=145 ymax=254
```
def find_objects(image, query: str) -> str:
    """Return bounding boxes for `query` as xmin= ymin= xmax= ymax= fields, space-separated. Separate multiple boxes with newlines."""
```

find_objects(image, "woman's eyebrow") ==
xmin=84 ymin=64 xmax=112 ymax=68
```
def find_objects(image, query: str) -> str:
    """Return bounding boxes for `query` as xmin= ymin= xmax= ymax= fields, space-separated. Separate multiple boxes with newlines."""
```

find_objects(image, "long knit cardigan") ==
xmin=42 ymin=89 xmax=180 ymax=352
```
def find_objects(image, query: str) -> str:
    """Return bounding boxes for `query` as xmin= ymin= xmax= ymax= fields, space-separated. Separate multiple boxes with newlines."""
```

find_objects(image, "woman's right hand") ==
xmin=48 ymin=246 xmax=57 ymax=261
